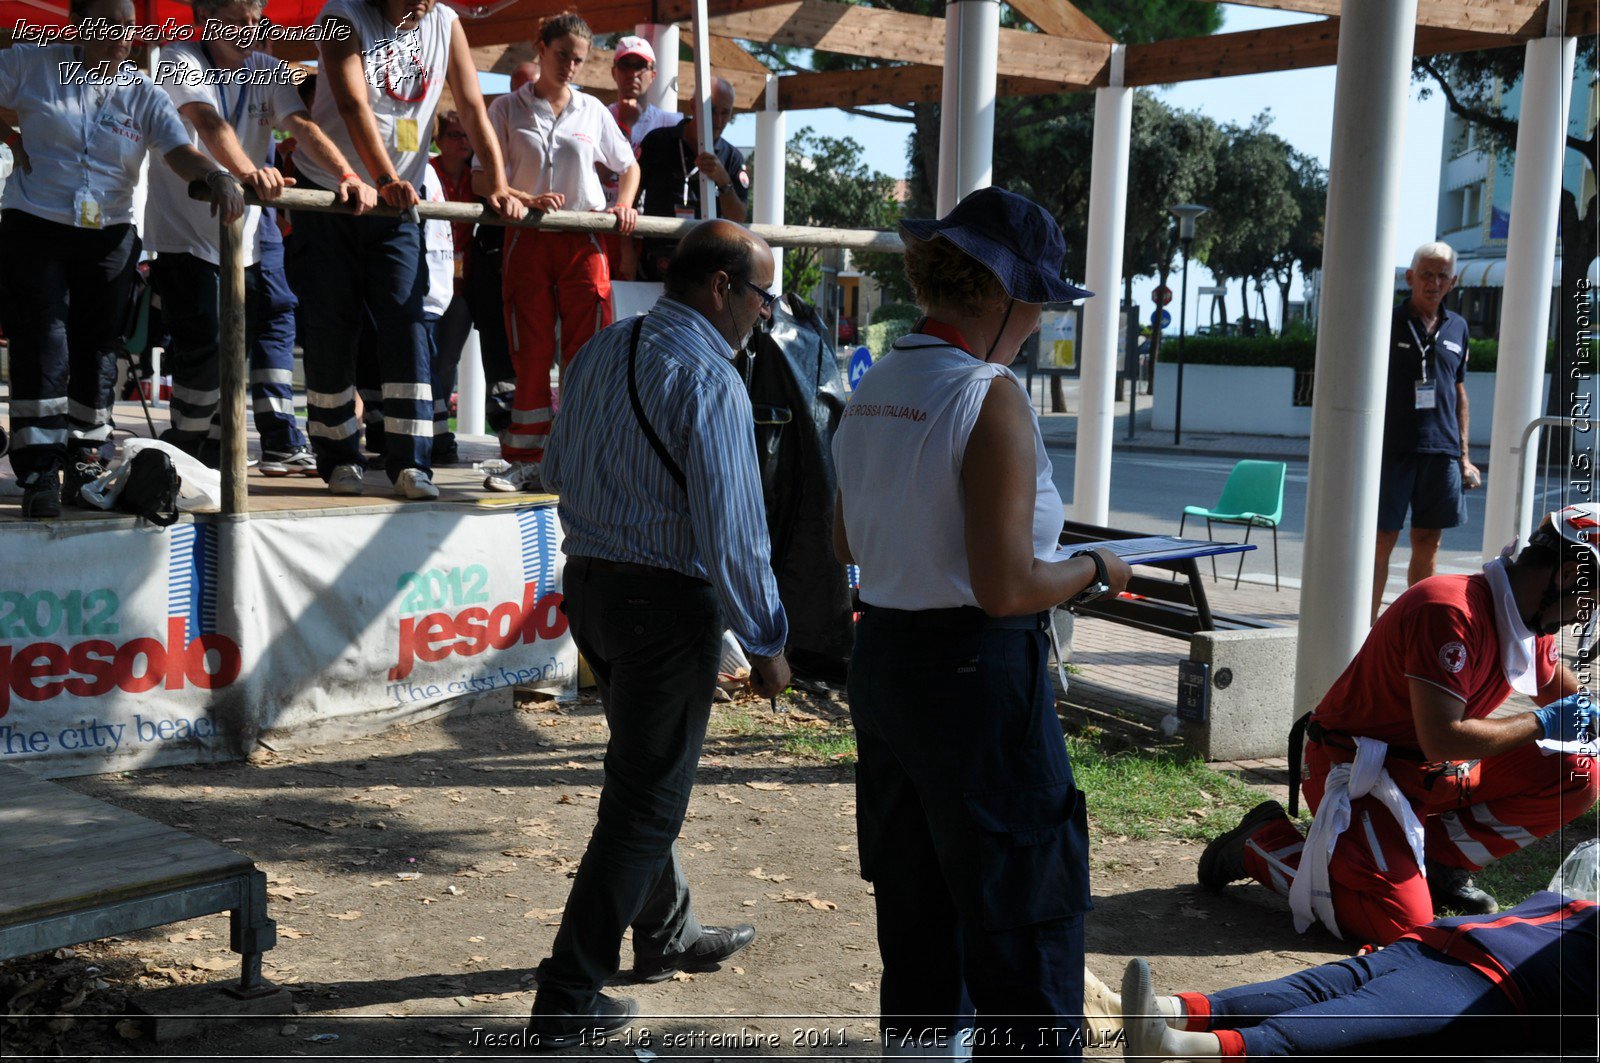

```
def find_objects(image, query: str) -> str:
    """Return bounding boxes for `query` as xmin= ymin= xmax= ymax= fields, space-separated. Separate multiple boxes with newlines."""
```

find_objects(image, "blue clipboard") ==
xmin=1054 ymin=536 xmax=1256 ymax=566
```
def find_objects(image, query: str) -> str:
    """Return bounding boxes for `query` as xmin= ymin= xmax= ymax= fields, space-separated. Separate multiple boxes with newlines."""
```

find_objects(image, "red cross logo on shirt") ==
xmin=1439 ymin=641 xmax=1468 ymax=674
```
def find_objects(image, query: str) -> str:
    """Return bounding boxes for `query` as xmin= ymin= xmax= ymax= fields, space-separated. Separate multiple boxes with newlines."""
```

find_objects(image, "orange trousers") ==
xmin=1242 ymin=739 xmax=1597 ymax=945
xmin=501 ymin=229 xmax=611 ymax=462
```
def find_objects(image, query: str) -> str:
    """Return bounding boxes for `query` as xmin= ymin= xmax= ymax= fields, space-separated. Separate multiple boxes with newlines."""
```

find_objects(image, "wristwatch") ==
xmin=1070 ymin=549 xmax=1111 ymax=604
xmin=377 ymin=173 xmax=396 ymax=188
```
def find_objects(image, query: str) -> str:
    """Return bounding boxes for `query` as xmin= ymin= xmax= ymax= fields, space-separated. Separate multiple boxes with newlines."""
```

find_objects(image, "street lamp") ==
xmin=1168 ymin=203 xmax=1208 ymax=445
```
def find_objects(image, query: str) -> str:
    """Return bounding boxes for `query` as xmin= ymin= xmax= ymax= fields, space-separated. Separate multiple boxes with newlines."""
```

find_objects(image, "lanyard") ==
xmin=77 ymin=67 xmax=118 ymax=176
xmin=200 ymin=45 xmax=249 ymax=130
xmin=914 ymin=317 xmax=974 ymax=354
xmin=678 ymin=137 xmax=696 ymax=207
xmin=1406 ymin=317 xmax=1434 ymax=384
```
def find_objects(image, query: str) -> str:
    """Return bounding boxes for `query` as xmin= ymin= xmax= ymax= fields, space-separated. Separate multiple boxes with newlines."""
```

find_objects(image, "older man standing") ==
xmin=635 ymin=76 xmax=747 ymax=281
xmin=532 ymin=221 xmax=791 ymax=1047
xmin=1372 ymin=241 xmax=1483 ymax=621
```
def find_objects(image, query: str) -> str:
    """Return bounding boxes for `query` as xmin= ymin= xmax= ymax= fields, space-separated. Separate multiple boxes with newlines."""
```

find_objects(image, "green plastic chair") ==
xmin=1179 ymin=459 xmax=1286 ymax=591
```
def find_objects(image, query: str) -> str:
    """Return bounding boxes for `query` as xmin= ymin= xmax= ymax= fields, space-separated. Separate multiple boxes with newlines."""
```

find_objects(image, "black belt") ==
xmin=569 ymin=556 xmax=702 ymax=583
xmin=1307 ymin=719 xmax=1426 ymax=762
xmin=860 ymin=604 xmax=1048 ymax=631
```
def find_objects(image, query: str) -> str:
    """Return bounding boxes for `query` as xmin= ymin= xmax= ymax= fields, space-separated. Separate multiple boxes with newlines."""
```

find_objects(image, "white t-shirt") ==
xmin=420 ymin=163 xmax=453 ymax=318
xmin=610 ymin=101 xmax=681 ymax=149
xmin=480 ymin=84 xmax=633 ymax=214
xmin=0 ymin=44 xmax=190 ymax=227
xmin=601 ymin=100 xmax=679 ymax=208
xmin=831 ymin=337 xmax=1064 ymax=611
xmin=297 ymin=0 xmax=455 ymax=191
xmin=144 ymin=42 xmax=306 ymax=267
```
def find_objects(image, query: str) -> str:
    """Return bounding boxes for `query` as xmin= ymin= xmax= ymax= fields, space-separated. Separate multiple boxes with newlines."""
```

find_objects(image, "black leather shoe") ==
xmin=1428 ymin=859 xmax=1498 ymax=915
xmin=633 ymin=924 xmax=755 ymax=983
xmin=1198 ymin=800 xmax=1290 ymax=890
xmin=526 ymin=992 xmax=638 ymax=1051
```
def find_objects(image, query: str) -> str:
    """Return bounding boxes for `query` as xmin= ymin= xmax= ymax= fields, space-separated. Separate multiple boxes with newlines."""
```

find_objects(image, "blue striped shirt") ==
xmin=543 ymin=297 xmax=789 ymax=658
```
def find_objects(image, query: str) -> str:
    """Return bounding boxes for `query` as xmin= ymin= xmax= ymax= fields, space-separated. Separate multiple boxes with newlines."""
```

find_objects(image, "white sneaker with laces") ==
xmin=329 ymin=464 xmax=365 ymax=496
xmin=483 ymin=461 xmax=541 ymax=493
xmin=396 ymin=468 xmax=440 ymax=500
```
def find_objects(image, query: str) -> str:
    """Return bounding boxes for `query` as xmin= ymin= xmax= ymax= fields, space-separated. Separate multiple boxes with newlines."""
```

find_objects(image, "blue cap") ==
xmin=899 ymin=186 xmax=1093 ymax=304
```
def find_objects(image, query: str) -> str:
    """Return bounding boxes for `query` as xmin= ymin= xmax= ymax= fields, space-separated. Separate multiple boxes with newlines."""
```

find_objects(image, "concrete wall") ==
xmin=1180 ymin=627 xmax=1300 ymax=762
xmin=1153 ymin=363 xmax=1551 ymax=445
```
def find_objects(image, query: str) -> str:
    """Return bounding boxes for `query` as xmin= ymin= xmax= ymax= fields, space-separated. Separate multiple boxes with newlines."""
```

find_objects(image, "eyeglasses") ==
xmin=615 ymin=58 xmax=651 ymax=72
xmin=744 ymin=281 xmax=779 ymax=312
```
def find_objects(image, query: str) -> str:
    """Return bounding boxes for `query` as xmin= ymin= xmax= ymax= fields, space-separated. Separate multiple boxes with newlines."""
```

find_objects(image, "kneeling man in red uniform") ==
xmin=1199 ymin=504 xmax=1599 ymax=945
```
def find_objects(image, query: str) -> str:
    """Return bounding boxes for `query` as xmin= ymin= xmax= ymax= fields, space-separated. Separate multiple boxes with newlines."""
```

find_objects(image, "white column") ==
xmin=457 ymin=329 xmax=486 ymax=437
xmin=1481 ymin=32 xmax=1577 ymax=557
xmin=1072 ymin=45 xmax=1130 ymax=526
xmin=936 ymin=0 xmax=999 ymax=214
xmin=690 ymin=0 xmax=717 ymax=216
xmin=754 ymin=75 xmax=786 ymax=290
xmin=1293 ymin=0 xmax=1418 ymax=716
xmin=637 ymin=23 xmax=680 ymax=112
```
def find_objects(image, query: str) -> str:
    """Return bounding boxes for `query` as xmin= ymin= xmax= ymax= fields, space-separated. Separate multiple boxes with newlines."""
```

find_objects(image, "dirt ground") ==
xmin=5 ymin=686 xmax=1354 ymax=1061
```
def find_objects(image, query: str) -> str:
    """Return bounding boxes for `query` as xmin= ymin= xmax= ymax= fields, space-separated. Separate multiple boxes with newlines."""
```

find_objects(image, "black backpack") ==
xmin=117 ymin=448 xmax=181 ymax=527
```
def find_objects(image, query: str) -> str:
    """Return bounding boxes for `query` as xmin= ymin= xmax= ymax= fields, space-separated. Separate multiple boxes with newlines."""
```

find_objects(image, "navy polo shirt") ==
xmin=1383 ymin=299 xmax=1471 ymax=458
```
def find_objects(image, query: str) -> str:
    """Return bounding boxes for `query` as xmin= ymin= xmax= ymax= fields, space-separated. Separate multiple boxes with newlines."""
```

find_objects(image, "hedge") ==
xmin=866 ymin=316 xmax=917 ymax=359
xmin=1154 ymin=334 xmax=1569 ymax=373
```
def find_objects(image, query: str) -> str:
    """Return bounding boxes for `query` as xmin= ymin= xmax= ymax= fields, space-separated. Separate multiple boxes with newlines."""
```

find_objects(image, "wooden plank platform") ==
xmin=1 ymin=763 xmax=250 ymax=925
xmin=0 ymin=763 xmax=277 ymax=996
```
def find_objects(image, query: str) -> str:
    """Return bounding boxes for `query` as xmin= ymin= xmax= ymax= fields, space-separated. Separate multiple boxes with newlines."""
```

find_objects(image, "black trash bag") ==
xmin=118 ymin=447 xmax=181 ymax=526
xmin=738 ymin=293 xmax=854 ymax=675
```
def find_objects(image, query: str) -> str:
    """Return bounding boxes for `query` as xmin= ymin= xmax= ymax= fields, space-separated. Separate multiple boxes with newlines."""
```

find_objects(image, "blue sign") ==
xmin=848 ymin=345 xmax=873 ymax=388
xmin=1150 ymin=308 xmax=1172 ymax=329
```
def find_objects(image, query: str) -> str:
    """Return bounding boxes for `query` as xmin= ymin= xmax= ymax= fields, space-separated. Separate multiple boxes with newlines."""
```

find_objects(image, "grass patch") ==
xmin=1067 ymin=729 xmax=1265 ymax=841
xmin=781 ymin=728 xmax=858 ymax=763
xmin=1472 ymin=805 xmax=1600 ymax=910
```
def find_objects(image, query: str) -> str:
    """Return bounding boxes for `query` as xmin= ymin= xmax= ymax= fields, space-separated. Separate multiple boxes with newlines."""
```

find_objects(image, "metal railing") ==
xmin=189 ymin=184 xmax=906 ymax=515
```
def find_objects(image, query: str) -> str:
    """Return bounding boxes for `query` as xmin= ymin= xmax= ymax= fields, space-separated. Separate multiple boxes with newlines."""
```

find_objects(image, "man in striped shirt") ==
xmin=532 ymin=220 xmax=791 ymax=1047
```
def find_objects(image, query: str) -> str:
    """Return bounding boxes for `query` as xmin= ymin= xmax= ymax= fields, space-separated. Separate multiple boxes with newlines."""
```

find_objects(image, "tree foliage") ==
xmin=780 ymin=126 xmax=901 ymax=297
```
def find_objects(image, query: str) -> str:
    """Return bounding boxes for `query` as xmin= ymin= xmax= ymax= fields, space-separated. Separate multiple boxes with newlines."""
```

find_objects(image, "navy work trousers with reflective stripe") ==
xmin=0 ymin=210 xmax=139 ymax=478
xmin=849 ymin=605 xmax=1090 ymax=1058
xmin=251 ymin=217 xmax=306 ymax=455
xmin=286 ymin=185 xmax=431 ymax=483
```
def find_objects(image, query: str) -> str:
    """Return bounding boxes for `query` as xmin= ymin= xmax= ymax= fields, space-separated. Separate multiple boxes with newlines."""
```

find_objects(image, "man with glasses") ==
xmin=636 ymin=76 xmax=747 ymax=281
xmin=600 ymin=35 xmax=681 ymax=281
xmin=531 ymin=220 xmax=790 ymax=1047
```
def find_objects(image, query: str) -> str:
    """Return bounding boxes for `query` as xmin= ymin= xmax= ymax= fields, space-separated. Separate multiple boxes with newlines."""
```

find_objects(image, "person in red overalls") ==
xmin=475 ymin=14 xmax=638 ymax=493
xmin=1198 ymin=504 xmax=1599 ymax=946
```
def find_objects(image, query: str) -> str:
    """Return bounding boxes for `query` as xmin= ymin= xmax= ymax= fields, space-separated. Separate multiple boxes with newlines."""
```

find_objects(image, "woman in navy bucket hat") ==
xmin=831 ymin=186 xmax=1129 ymax=1058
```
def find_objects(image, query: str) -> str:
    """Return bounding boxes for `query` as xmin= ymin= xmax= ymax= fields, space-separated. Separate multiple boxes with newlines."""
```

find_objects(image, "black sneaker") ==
xmin=633 ymin=924 xmax=756 ymax=983
xmin=526 ymin=992 xmax=638 ymax=1051
xmin=1198 ymin=800 xmax=1291 ymax=891
xmin=20 ymin=466 xmax=62 ymax=519
xmin=63 ymin=449 xmax=106 ymax=508
xmin=1427 ymin=859 xmax=1498 ymax=915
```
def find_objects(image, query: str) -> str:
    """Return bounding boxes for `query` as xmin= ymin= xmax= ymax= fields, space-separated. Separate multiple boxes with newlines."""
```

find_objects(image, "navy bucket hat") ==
xmin=900 ymin=186 xmax=1093 ymax=305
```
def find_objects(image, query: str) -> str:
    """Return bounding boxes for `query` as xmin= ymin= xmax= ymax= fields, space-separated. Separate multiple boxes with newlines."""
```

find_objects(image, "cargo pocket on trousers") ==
xmin=964 ymin=780 xmax=1091 ymax=932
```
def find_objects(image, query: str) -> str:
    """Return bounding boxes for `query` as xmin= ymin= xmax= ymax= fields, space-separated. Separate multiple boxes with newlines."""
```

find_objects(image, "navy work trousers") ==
xmin=849 ymin=605 xmax=1091 ymax=1058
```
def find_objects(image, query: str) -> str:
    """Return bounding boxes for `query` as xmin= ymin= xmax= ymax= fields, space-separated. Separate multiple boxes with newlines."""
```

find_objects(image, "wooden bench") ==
xmin=0 ymin=763 xmax=277 ymax=997
xmin=1060 ymin=519 xmax=1278 ymax=638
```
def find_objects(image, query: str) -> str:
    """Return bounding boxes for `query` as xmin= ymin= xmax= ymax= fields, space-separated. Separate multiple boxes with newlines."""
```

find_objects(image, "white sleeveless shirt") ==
xmin=831 ymin=335 xmax=1064 ymax=610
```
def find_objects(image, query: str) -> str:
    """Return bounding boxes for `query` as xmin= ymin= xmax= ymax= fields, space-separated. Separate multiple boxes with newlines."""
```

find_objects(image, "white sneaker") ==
xmin=395 ymin=468 xmax=440 ymax=500
xmin=484 ymin=461 xmax=541 ymax=493
xmin=329 ymin=464 xmax=365 ymax=496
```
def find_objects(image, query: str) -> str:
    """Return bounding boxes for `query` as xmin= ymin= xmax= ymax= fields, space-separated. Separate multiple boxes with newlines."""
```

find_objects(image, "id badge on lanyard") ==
xmin=76 ymin=80 xmax=112 ymax=229
xmin=1407 ymin=319 xmax=1436 ymax=411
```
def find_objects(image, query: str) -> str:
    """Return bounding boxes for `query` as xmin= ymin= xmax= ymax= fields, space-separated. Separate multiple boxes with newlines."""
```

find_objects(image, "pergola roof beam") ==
xmin=706 ymin=0 xmax=1111 ymax=86
xmin=1004 ymin=0 xmax=1114 ymax=42
xmin=1199 ymin=0 xmax=1554 ymax=39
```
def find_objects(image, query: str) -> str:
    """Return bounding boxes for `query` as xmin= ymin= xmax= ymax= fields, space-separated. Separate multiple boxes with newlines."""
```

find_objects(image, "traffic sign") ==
xmin=1153 ymin=285 xmax=1174 ymax=307
xmin=1150 ymin=308 xmax=1172 ymax=330
xmin=848 ymin=346 xmax=873 ymax=389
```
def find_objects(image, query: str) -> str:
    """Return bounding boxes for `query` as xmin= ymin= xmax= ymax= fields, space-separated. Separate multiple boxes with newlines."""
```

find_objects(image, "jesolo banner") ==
xmin=0 ymin=502 xmax=574 ymax=777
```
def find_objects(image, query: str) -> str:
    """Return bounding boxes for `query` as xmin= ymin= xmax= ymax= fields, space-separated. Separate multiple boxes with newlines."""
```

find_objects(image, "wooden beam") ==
xmin=1200 ymin=0 xmax=1551 ymax=39
xmin=1123 ymin=18 xmax=1522 ymax=87
xmin=1004 ymin=0 xmax=1114 ymax=42
xmin=770 ymin=64 xmax=1063 ymax=110
xmin=708 ymin=0 xmax=1111 ymax=85
xmin=709 ymin=32 xmax=772 ymax=77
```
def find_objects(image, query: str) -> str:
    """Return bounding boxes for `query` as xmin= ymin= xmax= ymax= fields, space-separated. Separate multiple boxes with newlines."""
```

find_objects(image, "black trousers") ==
xmin=849 ymin=605 xmax=1090 ymax=1058
xmin=0 ymin=210 xmax=139 ymax=478
xmin=533 ymin=557 xmax=720 ymax=1014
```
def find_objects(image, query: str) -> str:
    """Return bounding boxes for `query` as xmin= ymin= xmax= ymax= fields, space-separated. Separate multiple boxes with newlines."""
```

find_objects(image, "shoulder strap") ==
xmin=626 ymin=316 xmax=688 ymax=492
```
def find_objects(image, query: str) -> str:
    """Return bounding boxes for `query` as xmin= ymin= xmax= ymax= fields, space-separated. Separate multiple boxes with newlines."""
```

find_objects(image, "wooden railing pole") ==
xmin=218 ymin=211 xmax=249 ymax=516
